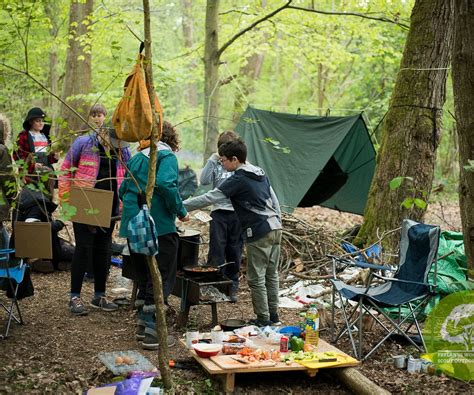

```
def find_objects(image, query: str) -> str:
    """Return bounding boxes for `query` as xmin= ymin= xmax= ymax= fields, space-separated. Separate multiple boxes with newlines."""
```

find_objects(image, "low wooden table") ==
xmin=184 ymin=338 xmax=359 ymax=393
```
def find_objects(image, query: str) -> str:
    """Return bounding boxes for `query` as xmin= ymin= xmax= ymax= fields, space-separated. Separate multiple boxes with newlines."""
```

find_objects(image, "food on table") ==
xmin=222 ymin=343 xmax=245 ymax=355
xmin=290 ymin=336 xmax=305 ymax=352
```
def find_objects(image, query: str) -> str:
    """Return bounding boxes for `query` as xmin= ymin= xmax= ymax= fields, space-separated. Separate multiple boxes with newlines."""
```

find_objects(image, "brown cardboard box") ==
xmin=70 ymin=186 xmax=114 ymax=227
xmin=14 ymin=222 xmax=52 ymax=259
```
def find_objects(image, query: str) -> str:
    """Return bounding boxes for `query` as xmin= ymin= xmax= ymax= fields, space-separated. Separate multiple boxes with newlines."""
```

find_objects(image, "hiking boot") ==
xmin=270 ymin=313 xmax=282 ymax=326
xmin=141 ymin=326 xmax=176 ymax=350
xmin=69 ymin=296 xmax=88 ymax=316
xmin=248 ymin=318 xmax=272 ymax=327
xmin=90 ymin=296 xmax=118 ymax=312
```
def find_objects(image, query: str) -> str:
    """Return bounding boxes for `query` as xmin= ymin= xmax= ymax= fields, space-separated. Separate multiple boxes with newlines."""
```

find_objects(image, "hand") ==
xmin=179 ymin=213 xmax=190 ymax=222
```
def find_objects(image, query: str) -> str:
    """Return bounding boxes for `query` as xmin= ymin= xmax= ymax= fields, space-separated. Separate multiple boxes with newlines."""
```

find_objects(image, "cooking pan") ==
xmin=220 ymin=319 xmax=247 ymax=331
xmin=182 ymin=262 xmax=233 ymax=277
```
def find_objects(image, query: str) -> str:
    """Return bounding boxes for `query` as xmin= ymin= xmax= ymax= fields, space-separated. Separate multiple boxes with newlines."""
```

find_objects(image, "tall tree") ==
xmin=59 ymin=0 xmax=93 ymax=149
xmin=355 ymin=0 xmax=454 ymax=251
xmin=181 ymin=0 xmax=198 ymax=107
xmin=452 ymin=0 xmax=474 ymax=279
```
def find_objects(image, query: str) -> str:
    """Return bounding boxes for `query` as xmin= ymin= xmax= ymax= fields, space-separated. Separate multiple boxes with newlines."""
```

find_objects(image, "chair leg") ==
xmin=335 ymin=294 xmax=360 ymax=359
xmin=331 ymin=286 xmax=336 ymax=342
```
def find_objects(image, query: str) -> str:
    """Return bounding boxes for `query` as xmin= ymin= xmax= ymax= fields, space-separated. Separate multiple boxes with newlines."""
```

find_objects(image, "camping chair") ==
xmin=329 ymin=219 xmax=440 ymax=360
xmin=0 ymin=248 xmax=26 ymax=339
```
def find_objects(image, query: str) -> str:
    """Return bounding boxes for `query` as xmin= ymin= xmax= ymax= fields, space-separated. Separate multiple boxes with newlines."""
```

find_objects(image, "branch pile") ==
xmin=279 ymin=212 xmax=346 ymax=279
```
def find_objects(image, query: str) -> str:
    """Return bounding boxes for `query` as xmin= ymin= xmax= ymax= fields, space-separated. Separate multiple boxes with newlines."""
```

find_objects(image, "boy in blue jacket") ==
xmin=184 ymin=138 xmax=282 ymax=327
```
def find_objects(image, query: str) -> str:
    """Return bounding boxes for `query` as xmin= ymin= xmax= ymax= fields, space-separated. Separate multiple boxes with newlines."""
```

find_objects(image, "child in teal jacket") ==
xmin=119 ymin=121 xmax=189 ymax=349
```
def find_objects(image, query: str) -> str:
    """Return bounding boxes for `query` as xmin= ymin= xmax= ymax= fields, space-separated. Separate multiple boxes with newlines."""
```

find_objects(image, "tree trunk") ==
xmin=231 ymin=52 xmax=265 ymax=124
xmin=203 ymin=0 xmax=220 ymax=163
xmin=355 ymin=0 xmax=454 ymax=252
xmin=59 ymin=0 xmax=93 ymax=150
xmin=142 ymin=0 xmax=173 ymax=389
xmin=43 ymin=1 xmax=62 ymax=128
xmin=181 ymin=0 xmax=198 ymax=107
xmin=452 ymin=0 xmax=474 ymax=279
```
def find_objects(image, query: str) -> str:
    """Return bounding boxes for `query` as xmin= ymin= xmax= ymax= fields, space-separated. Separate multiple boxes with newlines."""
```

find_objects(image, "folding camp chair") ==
xmin=0 ymin=248 xmax=26 ymax=339
xmin=330 ymin=219 xmax=440 ymax=360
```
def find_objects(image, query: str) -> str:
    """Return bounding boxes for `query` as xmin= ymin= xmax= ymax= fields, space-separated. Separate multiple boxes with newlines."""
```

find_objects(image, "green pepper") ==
xmin=290 ymin=336 xmax=304 ymax=352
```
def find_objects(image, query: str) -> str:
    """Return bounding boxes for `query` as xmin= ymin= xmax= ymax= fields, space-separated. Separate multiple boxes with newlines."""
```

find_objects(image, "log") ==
xmin=331 ymin=367 xmax=391 ymax=395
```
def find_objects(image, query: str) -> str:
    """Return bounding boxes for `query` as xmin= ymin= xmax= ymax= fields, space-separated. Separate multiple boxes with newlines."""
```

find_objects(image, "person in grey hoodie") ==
xmin=200 ymin=131 xmax=242 ymax=302
xmin=184 ymin=138 xmax=282 ymax=327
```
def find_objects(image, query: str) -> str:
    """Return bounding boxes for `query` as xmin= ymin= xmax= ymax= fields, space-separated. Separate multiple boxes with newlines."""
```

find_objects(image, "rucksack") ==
xmin=127 ymin=193 xmax=159 ymax=256
xmin=112 ymin=53 xmax=163 ymax=142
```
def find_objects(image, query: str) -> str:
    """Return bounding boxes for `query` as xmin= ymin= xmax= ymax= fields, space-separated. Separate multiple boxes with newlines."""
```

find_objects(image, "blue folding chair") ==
xmin=0 ymin=248 xmax=26 ymax=339
xmin=330 ymin=219 xmax=440 ymax=360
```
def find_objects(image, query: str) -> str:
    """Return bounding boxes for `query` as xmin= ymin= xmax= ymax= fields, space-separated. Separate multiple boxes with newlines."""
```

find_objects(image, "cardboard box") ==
xmin=70 ymin=186 xmax=114 ymax=227
xmin=14 ymin=222 xmax=52 ymax=259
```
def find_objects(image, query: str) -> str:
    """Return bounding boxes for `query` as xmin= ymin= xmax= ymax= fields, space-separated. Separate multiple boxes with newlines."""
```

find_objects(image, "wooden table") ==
xmin=184 ymin=338 xmax=359 ymax=393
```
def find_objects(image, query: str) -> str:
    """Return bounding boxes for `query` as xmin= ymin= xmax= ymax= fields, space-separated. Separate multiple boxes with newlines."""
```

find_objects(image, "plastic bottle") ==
xmin=304 ymin=304 xmax=319 ymax=348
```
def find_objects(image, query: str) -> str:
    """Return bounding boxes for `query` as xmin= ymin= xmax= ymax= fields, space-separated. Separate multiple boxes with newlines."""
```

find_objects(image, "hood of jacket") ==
xmin=235 ymin=162 xmax=266 ymax=181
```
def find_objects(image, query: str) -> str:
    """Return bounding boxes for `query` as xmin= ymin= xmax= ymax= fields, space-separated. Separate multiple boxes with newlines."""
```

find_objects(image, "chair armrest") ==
xmin=372 ymin=273 xmax=433 ymax=288
xmin=326 ymin=254 xmax=394 ymax=272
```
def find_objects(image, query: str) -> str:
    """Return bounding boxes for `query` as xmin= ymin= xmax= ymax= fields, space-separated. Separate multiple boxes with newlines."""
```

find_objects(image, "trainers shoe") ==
xmin=69 ymin=296 xmax=88 ymax=316
xmin=136 ymin=320 xmax=146 ymax=340
xmin=248 ymin=318 xmax=272 ymax=327
xmin=270 ymin=312 xmax=282 ymax=326
xmin=142 ymin=327 xmax=176 ymax=350
xmin=90 ymin=296 xmax=118 ymax=312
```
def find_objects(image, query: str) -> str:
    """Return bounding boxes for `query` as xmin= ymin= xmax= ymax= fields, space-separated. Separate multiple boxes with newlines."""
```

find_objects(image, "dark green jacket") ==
xmin=119 ymin=144 xmax=187 ymax=237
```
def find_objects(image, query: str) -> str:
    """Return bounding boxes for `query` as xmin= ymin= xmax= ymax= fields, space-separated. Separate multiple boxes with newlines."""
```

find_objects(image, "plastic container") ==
xmin=304 ymin=304 xmax=319 ymax=348
xmin=278 ymin=326 xmax=302 ymax=338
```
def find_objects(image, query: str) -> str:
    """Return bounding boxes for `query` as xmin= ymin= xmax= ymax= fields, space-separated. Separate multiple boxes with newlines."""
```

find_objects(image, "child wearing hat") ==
xmin=59 ymin=103 xmax=131 ymax=316
xmin=13 ymin=107 xmax=58 ymax=188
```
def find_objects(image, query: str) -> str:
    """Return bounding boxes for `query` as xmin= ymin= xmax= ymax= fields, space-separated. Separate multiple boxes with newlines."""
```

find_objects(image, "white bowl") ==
xmin=192 ymin=343 xmax=222 ymax=358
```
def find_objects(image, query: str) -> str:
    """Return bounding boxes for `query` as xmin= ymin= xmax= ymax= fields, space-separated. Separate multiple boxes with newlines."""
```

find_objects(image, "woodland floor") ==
xmin=0 ymin=202 xmax=471 ymax=394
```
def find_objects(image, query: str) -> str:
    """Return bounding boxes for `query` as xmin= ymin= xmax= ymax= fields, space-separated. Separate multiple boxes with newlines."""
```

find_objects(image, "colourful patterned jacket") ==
xmin=58 ymin=133 xmax=131 ymax=207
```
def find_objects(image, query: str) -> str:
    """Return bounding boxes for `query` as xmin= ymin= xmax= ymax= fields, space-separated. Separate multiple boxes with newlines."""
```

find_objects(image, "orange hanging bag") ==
xmin=112 ymin=53 xmax=163 ymax=142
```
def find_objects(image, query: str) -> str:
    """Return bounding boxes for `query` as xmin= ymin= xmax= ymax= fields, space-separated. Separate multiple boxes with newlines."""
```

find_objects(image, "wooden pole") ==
xmin=142 ymin=0 xmax=173 ymax=390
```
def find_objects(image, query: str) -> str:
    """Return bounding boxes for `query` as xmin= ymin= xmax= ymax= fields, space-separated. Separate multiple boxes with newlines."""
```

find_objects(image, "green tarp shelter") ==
xmin=235 ymin=106 xmax=376 ymax=215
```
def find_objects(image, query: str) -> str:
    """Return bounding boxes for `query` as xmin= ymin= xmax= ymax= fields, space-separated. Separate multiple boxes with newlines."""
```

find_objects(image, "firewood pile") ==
xmin=279 ymin=212 xmax=346 ymax=279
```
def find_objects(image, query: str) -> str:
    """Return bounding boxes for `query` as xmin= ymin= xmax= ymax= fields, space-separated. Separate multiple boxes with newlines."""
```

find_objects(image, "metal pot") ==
xmin=177 ymin=229 xmax=201 ymax=269
xmin=220 ymin=319 xmax=247 ymax=331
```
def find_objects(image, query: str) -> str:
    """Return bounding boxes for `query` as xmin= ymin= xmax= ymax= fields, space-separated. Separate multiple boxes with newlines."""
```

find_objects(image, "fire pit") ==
xmin=172 ymin=271 xmax=233 ymax=328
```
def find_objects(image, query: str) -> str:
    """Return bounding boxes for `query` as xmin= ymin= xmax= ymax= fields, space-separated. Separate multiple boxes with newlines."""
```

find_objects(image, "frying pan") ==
xmin=182 ymin=262 xmax=233 ymax=277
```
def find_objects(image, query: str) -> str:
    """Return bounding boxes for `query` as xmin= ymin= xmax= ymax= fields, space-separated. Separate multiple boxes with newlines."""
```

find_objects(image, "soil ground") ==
xmin=0 ymin=204 xmax=471 ymax=394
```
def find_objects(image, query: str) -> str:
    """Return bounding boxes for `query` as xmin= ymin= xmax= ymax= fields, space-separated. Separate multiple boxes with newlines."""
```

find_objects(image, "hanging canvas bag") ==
xmin=112 ymin=49 xmax=163 ymax=142
xmin=127 ymin=193 xmax=159 ymax=256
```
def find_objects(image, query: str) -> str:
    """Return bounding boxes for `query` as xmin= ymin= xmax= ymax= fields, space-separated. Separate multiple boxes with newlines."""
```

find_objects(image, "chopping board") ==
xmin=295 ymin=354 xmax=359 ymax=369
xmin=210 ymin=355 xmax=277 ymax=369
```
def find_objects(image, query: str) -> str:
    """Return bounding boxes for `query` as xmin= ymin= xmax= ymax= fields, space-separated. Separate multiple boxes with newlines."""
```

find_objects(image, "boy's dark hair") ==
xmin=217 ymin=130 xmax=239 ymax=148
xmin=161 ymin=121 xmax=180 ymax=151
xmin=89 ymin=103 xmax=107 ymax=117
xmin=218 ymin=139 xmax=247 ymax=163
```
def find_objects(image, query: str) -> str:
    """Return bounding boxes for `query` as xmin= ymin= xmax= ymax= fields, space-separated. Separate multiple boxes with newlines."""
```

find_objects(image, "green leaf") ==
xmin=414 ymin=198 xmax=427 ymax=209
xmin=401 ymin=197 xmax=414 ymax=209
xmin=389 ymin=176 xmax=404 ymax=190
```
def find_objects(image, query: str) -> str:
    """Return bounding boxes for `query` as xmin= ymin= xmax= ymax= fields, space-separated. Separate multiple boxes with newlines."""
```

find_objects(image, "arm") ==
xmin=199 ymin=153 xmax=219 ymax=185
xmin=58 ymin=139 xmax=81 ymax=203
xmin=270 ymin=186 xmax=281 ymax=217
xmin=0 ymin=145 xmax=15 ymax=204
xmin=13 ymin=131 xmax=35 ymax=175
xmin=183 ymin=188 xmax=227 ymax=212
xmin=156 ymin=154 xmax=187 ymax=218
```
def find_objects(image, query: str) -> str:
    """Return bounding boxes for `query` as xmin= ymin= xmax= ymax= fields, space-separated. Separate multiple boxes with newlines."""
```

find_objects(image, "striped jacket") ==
xmin=58 ymin=133 xmax=131 ymax=206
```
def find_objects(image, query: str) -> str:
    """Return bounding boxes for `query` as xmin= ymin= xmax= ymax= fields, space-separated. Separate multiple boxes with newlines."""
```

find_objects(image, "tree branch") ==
xmin=217 ymin=0 xmax=293 ymax=58
xmin=287 ymin=5 xmax=410 ymax=29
